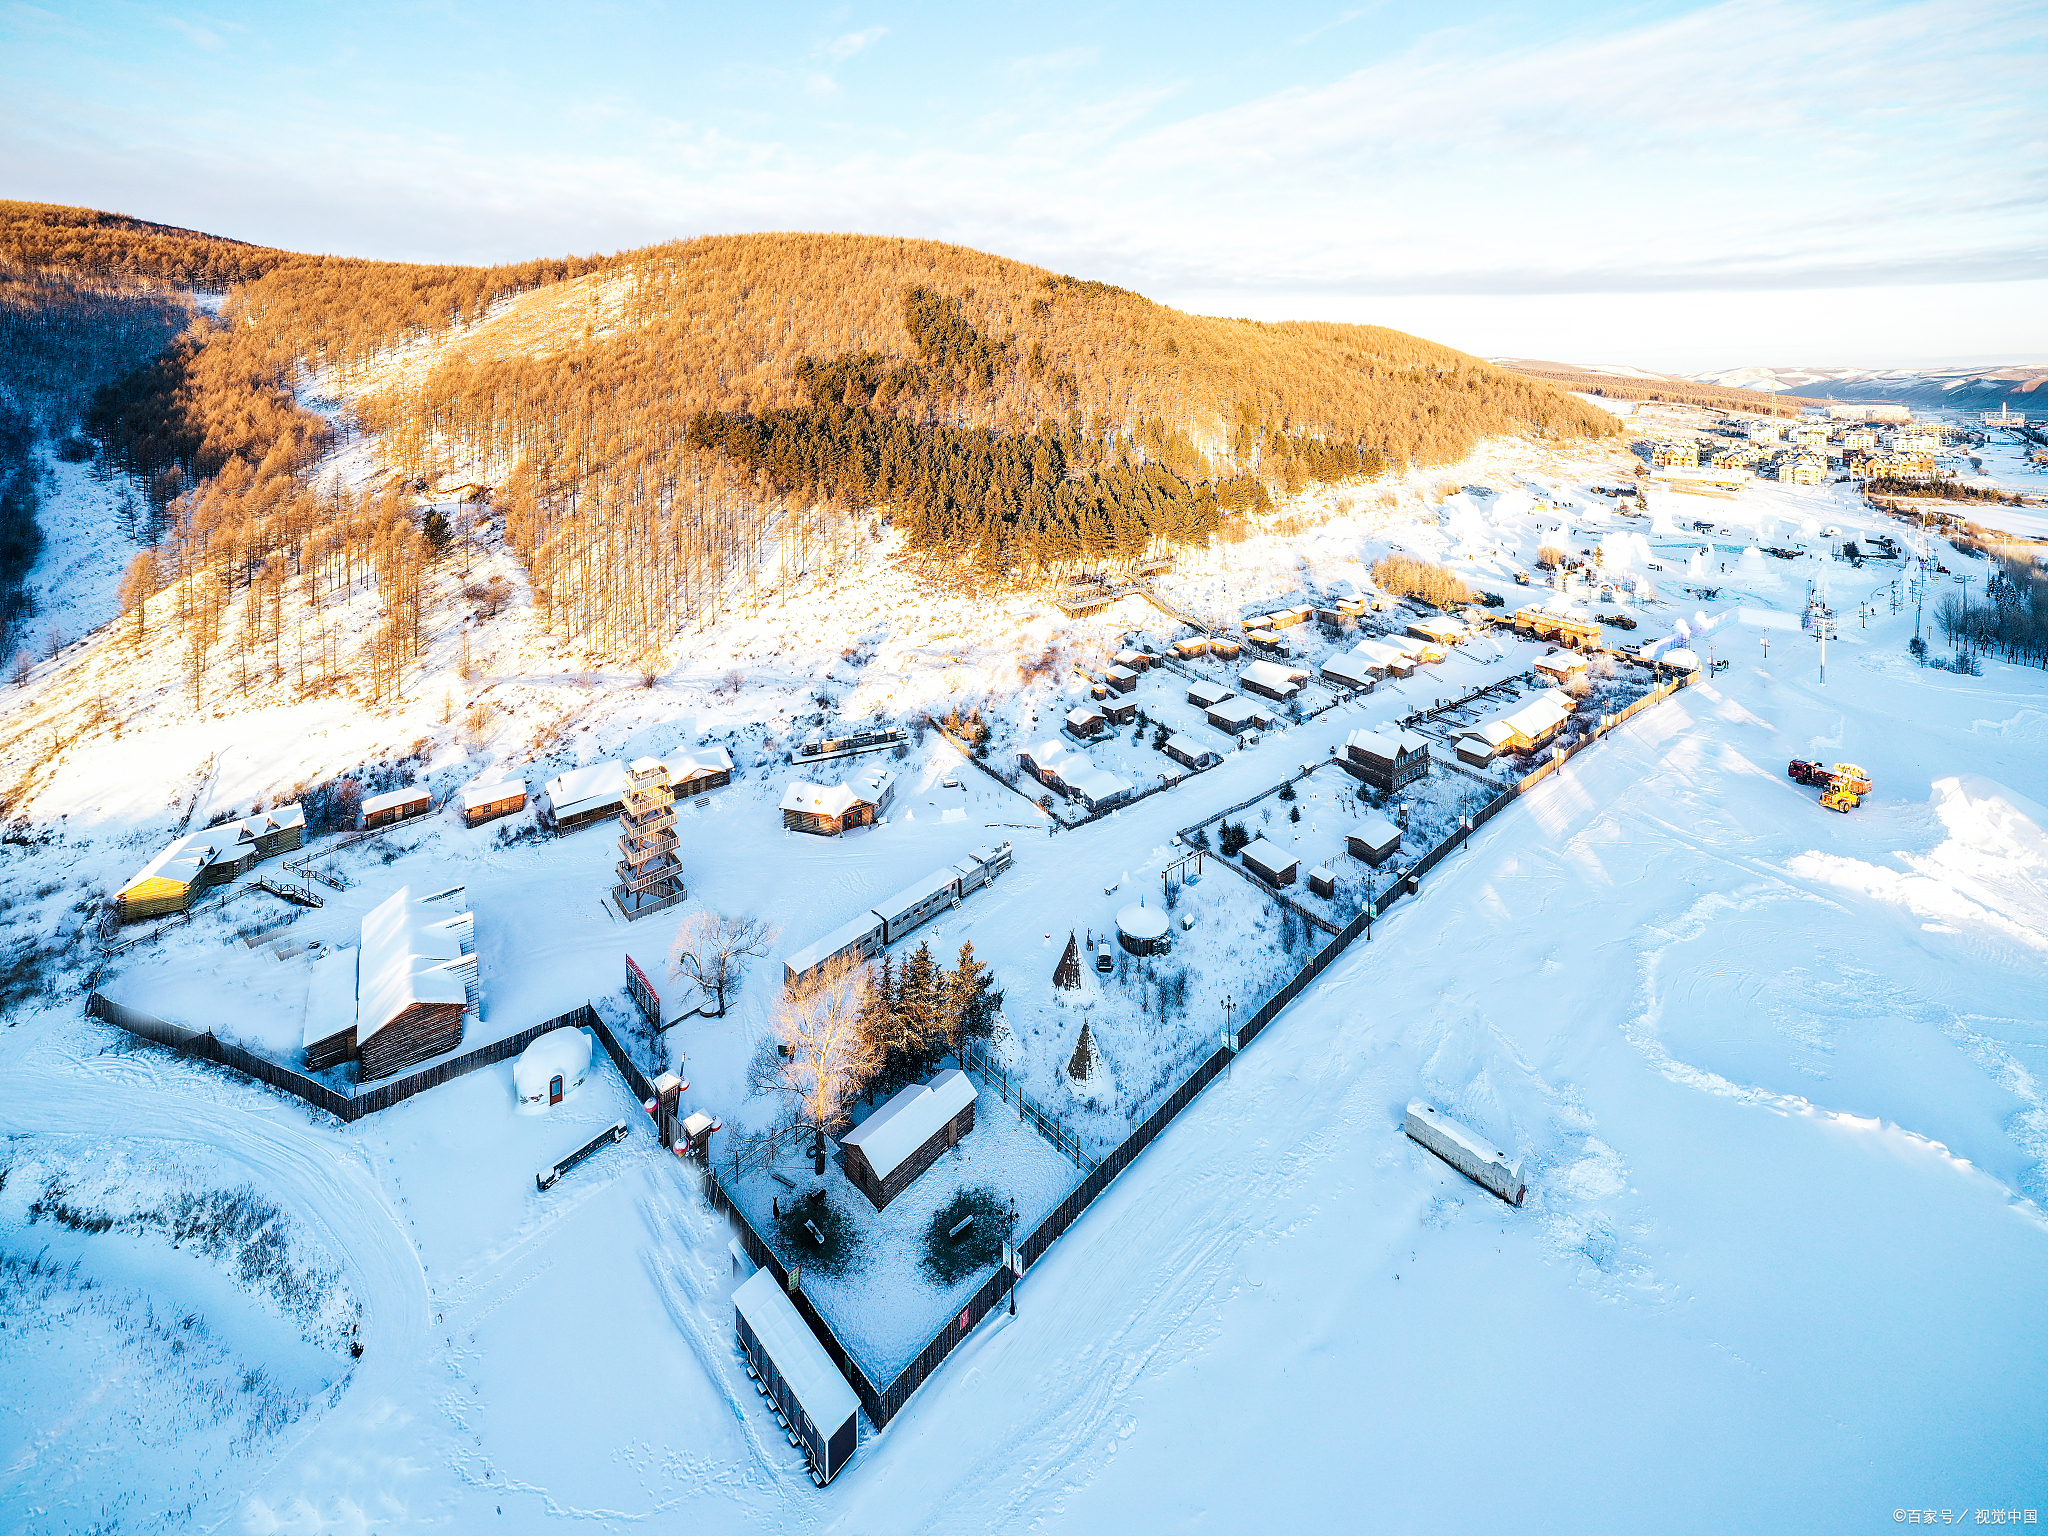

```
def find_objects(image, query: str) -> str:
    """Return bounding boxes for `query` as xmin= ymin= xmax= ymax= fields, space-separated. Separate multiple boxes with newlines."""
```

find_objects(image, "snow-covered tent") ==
xmin=840 ymin=1068 xmax=977 ymax=1210
xmin=514 ymin=1026 xmax=592 ymax=1108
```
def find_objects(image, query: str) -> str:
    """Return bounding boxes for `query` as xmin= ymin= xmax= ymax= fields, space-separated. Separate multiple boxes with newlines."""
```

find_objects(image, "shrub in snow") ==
xmin=773 ymin=1187 xmax=862 ymax=1278
xmin=921 ymin=1186 xmax=1014 ymax=1286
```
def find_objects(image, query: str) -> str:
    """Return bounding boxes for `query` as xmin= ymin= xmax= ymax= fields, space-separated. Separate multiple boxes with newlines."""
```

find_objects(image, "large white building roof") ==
xmin=841 ymin=1068 xmax=976 ymax=1182
xmin=356 ymin=886 xmax=473 ymax=1044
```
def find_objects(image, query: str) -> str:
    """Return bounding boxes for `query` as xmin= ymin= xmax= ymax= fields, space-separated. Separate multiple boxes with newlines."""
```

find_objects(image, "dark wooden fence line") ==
xmin=87 ymin=992 xmax=598 ymax=1124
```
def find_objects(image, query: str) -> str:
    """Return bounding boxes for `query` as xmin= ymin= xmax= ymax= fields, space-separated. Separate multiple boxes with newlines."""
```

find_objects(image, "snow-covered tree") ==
xmin=670 ymin=910 xmax=777 ymax=1018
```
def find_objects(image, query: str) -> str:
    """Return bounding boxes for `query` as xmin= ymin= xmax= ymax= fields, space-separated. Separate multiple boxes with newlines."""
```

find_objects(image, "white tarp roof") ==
xmin=357 ymin=886 xmax=472 ymax=1043
xmin=841 ymin=1069 xmax=976 ymax=1182
xmin=733 ymin=1269 xmax=859 ymax=1432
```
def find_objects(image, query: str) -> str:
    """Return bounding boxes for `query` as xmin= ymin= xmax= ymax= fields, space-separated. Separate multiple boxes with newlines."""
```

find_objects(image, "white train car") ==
xmin=782 ymin=843 xmax=1016 ymax=986
xmin=1404 ymin=1100 xmax=1526 ymax=1205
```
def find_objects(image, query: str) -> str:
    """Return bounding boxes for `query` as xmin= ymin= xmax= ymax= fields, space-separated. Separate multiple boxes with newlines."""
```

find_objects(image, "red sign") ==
xmin=625 ymin=953 xmax=660 ymax=1025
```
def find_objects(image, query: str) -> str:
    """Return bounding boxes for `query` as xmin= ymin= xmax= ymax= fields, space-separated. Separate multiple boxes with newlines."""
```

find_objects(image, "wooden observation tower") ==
xmin=612 ymin=757 xmax=687 ymax=920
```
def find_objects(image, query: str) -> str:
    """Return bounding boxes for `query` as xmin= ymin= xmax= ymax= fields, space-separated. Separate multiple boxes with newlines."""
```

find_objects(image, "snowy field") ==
xmin=3 ymin=411 xmax=2045 ymax=1529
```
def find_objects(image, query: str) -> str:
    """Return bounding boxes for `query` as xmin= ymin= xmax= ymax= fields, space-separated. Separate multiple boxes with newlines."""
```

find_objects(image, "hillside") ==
xmin=0 ymin=204 xmax=1617 ymax=693
xmin=1491 ymin=357 xmax=1828 ymax=417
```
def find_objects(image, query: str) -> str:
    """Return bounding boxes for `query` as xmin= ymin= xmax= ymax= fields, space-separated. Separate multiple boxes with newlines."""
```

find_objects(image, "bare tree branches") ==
xmin=756 ymin=954 xmax=879 ymax=1158
xmin=670 ymin=910 xmax=777 ymax=1019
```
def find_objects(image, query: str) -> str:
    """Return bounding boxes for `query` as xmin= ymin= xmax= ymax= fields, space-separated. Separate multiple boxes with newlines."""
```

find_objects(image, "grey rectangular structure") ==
xmin=733 ymin=1270 xmax=860 ymax=1485
xmin=1404 ymin=1100 xmax=1526 ymax=1205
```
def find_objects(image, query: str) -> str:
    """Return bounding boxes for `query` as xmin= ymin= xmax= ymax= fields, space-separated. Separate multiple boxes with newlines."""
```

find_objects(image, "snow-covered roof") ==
xmin=461 ymin=777 xmax=526 ymax=810
xmin=1409 ymin=616 xmax=1468 ymax=642
xmin=357 ymin=886 xmax=472 ymax=1044
xmin=361 ymin=786 xmax=430 ymax=818
xmin=1065 ymin=766 xmax=1133 ymax=805
xmin=1066 ymin=706 xmax=1104 ymax=728
xmin=251 ymin=804 xmax=305 ymax=835
xmin=1241 ymin=837 xmax=1297 ymax=875
xmin=301 ymin=946 xmax=359 ymax=1049
xmin=1533 ymin=649 xmax=1589 ymax=674
xmin=781 ymin=780 xmax=862 ymax=818
xmin=1186 ymin=681 xmax=1232 ymax=707
xmin=1407 ymin=1100 xmax=1521 ymax=1178
xmin=118 ymin=832 xmax=222 ymax=896
xmin=1020 ymin=736 xmax=1077 ymax=770
xmin=543 ymin=746 xmax=735 ymax=818
xmin=784 ymin=911 xmax=884 ymax=980
xmin=1240 ymin=659 xmax=1307 ymax=691
xmin=1352 ymin=639 xmax=1413 ymax=668
xmin=1117 ymin=902 xmax=1168 ymax=941
xmin=1164 ymin=732 xmax=1217 ymax=762
xmin=732 ymin=1269 xmax=860 ymax=1432
xmin=1350 ymin=814 xmax=1401 ymax=851
xmin=1346 ymin=728 xmax=1429 ymax=762
xmin=1321 ymin=653 xmax=1378 ymax=688
xmin=841 ymin=1069 xmax=976 ymax=1182
xmin=513 ymin=1026 xmax=592 ymax=1101
xmin=1208 ymin=697 xmax=1259 ymax=730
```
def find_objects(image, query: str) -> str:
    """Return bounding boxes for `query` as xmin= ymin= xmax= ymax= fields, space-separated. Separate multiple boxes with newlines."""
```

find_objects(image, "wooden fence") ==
xmin=87 ymin=993 xmax=603 ymax=1123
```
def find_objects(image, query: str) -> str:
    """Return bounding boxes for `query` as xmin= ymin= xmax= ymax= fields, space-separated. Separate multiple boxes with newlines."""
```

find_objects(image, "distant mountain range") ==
xmin=1684 ymin=364 xmax=2047 ymax=416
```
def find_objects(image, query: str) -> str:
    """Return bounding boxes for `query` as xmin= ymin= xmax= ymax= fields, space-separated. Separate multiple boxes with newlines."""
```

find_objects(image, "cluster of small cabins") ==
xmin=784 ymin=843 xmax=1014 ymax=985
xmin=538 ymin=746 xmax=734 ymax=831
xmin=114 ymin=805 xmax=307 ymax=921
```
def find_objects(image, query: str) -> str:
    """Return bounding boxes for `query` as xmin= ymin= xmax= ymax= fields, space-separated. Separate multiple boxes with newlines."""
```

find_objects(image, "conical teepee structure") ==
xmin=1053 ymin=930 xmax=1083 ymax=991
xmin=1066 ymin=1020 xmax=1097 ymax=1082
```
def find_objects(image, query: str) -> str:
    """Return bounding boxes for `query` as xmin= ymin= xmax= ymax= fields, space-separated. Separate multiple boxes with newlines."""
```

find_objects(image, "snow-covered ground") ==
xmin=3 ymin=412 xmax=2045 ymax=1529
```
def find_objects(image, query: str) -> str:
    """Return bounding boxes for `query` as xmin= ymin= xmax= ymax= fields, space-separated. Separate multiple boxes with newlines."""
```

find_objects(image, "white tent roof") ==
xmin=841 ymin=1069 xmax=976 ymax=1182
xmin=732 ymin=1269 xmax=859 ymax=1432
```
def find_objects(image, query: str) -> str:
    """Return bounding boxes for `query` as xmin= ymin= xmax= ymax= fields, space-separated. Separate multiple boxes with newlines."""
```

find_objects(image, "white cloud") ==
xmin=822 ymin=26 xmax=886 ymax=65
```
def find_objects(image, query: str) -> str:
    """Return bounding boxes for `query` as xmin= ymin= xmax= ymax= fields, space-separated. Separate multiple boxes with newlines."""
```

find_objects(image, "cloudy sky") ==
xmin=5 ymin=0 xmax=2044 ymax=369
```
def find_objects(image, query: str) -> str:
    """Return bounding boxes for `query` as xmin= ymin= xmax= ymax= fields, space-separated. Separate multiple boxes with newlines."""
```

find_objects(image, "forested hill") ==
xmin=7 ymin=203 xmax=1616 ymax=673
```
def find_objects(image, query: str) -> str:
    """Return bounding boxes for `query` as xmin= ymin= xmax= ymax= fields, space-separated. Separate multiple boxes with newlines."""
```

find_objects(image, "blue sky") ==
xmin=5 ymin=0 xmax=2044 ymax=369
